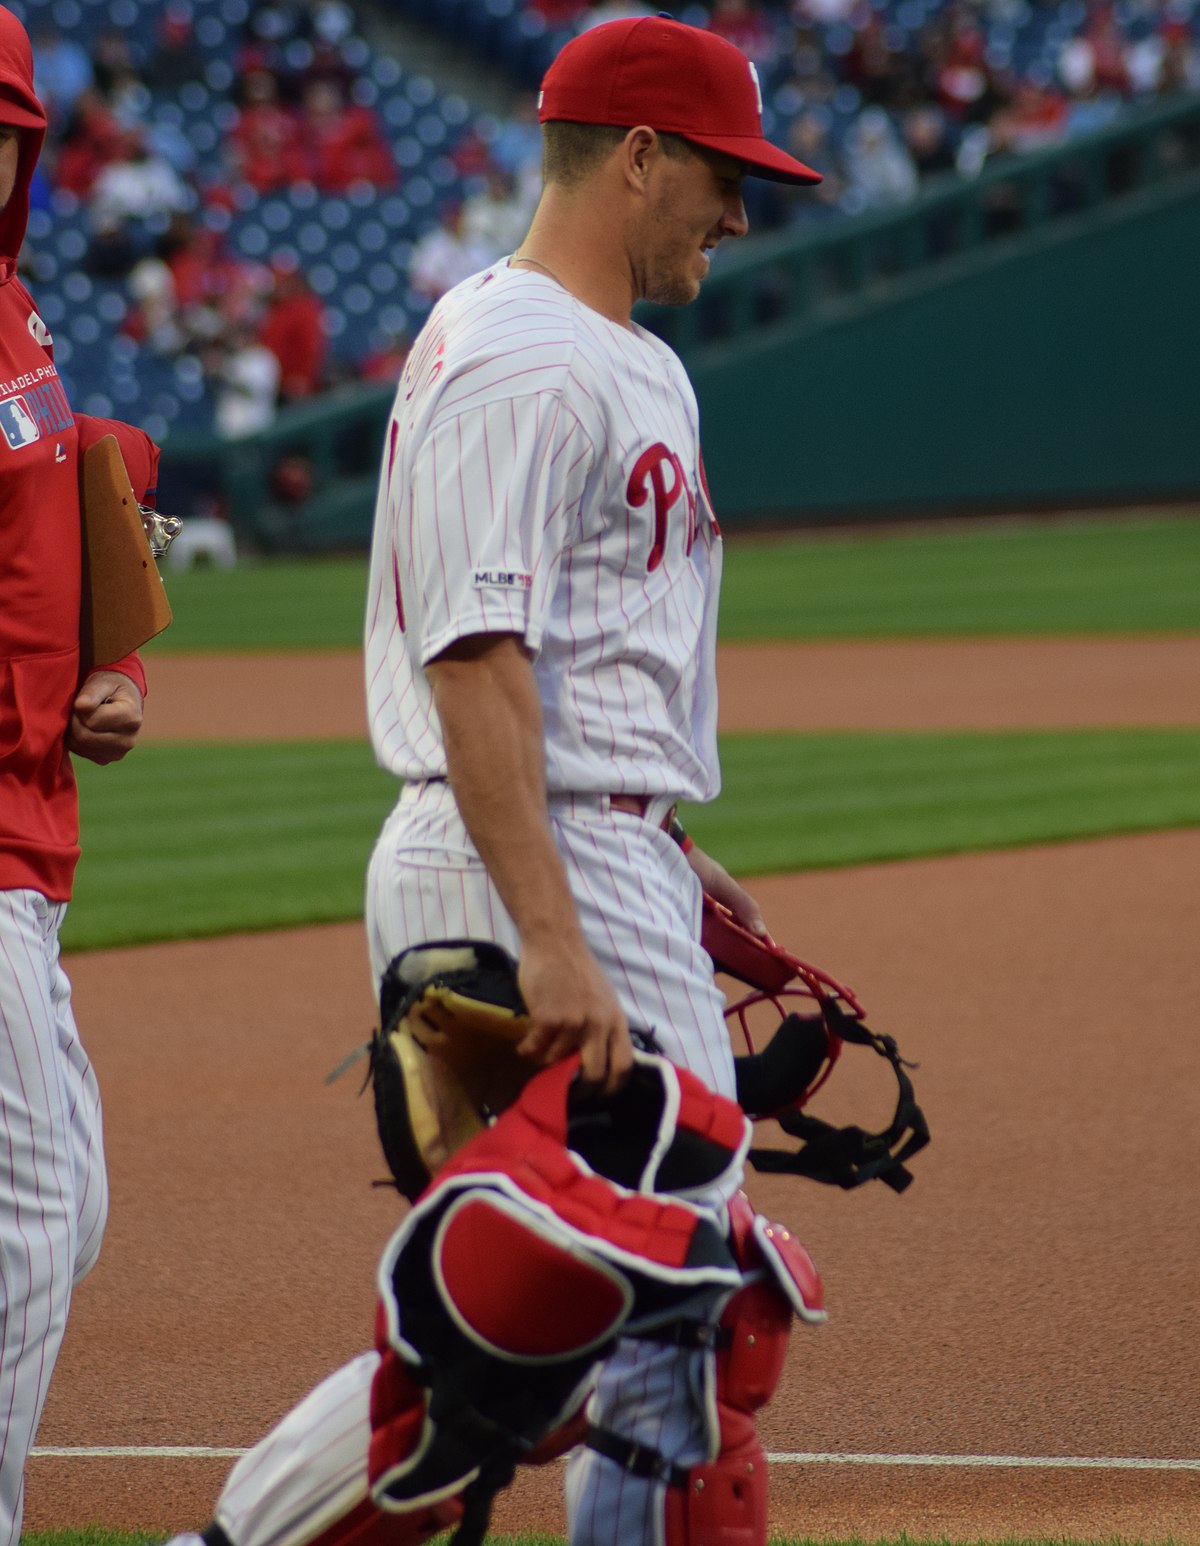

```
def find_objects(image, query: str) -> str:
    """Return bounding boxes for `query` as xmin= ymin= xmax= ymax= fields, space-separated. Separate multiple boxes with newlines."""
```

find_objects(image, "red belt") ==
xmin=421 ymin=779 xmax=679 ymax=836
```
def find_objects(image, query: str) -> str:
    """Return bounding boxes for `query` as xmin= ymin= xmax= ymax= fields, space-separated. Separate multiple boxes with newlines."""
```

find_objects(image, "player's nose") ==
xmin=721 ymin=191 xmax=749 ymax=239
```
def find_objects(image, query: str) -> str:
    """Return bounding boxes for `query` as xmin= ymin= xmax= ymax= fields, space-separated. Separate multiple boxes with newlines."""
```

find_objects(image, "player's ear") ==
xmin=622 ymin=126 xmax=659 ymax=193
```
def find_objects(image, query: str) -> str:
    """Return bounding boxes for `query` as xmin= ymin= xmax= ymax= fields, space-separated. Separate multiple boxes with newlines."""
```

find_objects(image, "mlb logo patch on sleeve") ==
xmin=473 ymin=569 xmax=532 ymax=591
xmin=0 ymin=395 xmax=40 ymax=449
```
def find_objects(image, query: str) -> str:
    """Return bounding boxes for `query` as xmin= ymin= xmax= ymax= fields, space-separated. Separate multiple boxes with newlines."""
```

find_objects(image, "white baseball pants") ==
xmin=366 ymin=779 xmax=736 ymax=1546
xmin=0 ymin=889 xmax=108 ymax=1546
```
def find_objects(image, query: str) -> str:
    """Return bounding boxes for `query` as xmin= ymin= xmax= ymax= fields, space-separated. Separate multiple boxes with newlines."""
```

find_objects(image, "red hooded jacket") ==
xmin=0 ymin=6 xmax=160 ymax=900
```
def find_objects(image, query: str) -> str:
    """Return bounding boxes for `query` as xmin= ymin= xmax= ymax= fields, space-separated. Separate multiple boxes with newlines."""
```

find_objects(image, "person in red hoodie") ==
xmin=0 ymin=10 xmax=161 ymax=1541
xmin=258 ymin=253 xmax=327 ymax=402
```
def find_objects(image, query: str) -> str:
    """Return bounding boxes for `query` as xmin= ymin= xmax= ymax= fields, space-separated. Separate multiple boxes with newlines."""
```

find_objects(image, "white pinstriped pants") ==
xmin=367 ymin=780 xmax=736 ymax=1546
xmin=365 ymin=780 xmax=736 ymax=1101
xmin=0 ymin=889 xmax=108 ymax=1546
xmin=190 ymin=782 xmax=737 ymax=1546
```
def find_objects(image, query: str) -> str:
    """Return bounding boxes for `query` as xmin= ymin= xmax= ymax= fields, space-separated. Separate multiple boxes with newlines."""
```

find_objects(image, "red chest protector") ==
xmin=366 ymin=1051 xmax=750 ymax=1535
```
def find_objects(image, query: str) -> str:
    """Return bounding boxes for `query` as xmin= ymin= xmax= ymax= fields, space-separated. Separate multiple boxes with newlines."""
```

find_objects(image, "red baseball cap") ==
xmin=538 ymin=15 xmax=821 ymax=185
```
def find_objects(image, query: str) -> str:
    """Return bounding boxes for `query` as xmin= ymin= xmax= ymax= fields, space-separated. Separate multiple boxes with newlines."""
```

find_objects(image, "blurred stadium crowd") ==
xmin=13 ymin=0 xmax=1199 ymax=443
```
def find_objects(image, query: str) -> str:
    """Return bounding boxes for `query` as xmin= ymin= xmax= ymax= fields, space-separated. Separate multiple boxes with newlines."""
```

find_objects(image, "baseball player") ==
xmin=361 ymin=16 xmax=821 ymax=1546
xmin=0 ymin=11 xmax=161 ymax=1542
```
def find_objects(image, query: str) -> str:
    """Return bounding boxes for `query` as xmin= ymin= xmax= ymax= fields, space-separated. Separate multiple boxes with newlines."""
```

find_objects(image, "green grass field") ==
xmin=146 ymin=513 xmax=1200 ymax=652
xmin=720 ymin=513 xmax=1200 ymax=638
xmin=64 ymin=727 xmax=1200 ymax=950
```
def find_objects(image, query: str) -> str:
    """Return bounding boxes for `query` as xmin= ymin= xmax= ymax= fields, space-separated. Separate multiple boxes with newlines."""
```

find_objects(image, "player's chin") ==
xmin=646 ymin=264 xmax=705 ymax=308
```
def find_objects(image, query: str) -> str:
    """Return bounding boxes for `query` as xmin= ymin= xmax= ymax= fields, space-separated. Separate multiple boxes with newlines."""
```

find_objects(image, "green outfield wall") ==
xmin=689 ymin=172 xmax=1200 ymax=524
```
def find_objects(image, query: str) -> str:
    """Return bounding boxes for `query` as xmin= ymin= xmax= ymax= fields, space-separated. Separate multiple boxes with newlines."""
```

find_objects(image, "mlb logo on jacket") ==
xmin=0 ymin=394 xmax=40 ymax=449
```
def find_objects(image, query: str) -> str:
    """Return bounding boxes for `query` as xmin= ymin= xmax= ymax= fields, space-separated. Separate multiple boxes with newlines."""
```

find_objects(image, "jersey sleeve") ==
xmin=407 ymin=390 xmax=593 ymax=665
xmin=74 ymin=414 xmax=161 ymax=503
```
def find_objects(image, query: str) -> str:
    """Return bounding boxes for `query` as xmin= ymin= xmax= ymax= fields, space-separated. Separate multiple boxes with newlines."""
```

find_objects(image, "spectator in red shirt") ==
xmin=148 ymin=2 xmax=206 ymax=92
xmin=995 ymin=77 xmax=1069 ymax=153
xmin=526 ymin=0 xmax=589 ymax=24
xmin=291 ymin=77 xmax=396 ymax=193
xmin=707 ymin=0 xmax=776 ymax=68
xmin=359 ymin=326 xmax=411 ymax=384
xmin=225 ymin=65 xmax=298 ymax=192
xmin=153 ymin=215 xmax=268 ymax=350
xmin=448 ymin=121 xmax=494 ymax=180
xmin=47 ymin=87 xmax=124 ymax=197
xmin=842 ymin=13 xmax=921 ymax=112
xmin=258 ymin=254 xmax=327 ymax=401
xmin=933 ymin=18 xmax=1000 ymax=123
xmin=123 ymin=216 xmax=269 ymax=355
xmin=1059 ymin=2 xmax=1133 ymax=98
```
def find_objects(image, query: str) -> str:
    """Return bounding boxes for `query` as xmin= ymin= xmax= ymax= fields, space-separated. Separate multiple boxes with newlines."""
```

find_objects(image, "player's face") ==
xmin=637 ymin=141 xmax=749 ymax=308
xmin=0 ymin=127 xmax=20 ymax=214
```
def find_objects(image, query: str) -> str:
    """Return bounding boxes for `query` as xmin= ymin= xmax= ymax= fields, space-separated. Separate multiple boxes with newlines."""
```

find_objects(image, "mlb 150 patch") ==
xmin=473 ymin=570 xmax=533 ymax=590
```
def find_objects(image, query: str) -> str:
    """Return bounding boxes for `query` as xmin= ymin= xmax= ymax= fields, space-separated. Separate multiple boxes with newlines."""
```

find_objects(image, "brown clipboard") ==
xmin=78 ymin=434 xmax=173 ymax=676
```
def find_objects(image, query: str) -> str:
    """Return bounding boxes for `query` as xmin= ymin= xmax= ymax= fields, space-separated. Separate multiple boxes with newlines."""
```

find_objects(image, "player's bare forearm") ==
xmin=685 ymin=840 xmax=768 ymax=938
xmin=427 ymin=634 xmax=572 ymax=937
xmin=426 ymin=634 xmax=633 ymax=1089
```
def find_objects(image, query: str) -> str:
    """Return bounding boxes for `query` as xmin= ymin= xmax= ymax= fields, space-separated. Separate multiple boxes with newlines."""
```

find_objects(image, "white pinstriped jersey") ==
xmin=364 ymin=261 xmax=724 ymax=804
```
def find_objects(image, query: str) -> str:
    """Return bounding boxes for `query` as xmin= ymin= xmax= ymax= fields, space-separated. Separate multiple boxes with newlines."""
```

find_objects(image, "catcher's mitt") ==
xmin=371 ymin=940 xmax=532 ymax=1202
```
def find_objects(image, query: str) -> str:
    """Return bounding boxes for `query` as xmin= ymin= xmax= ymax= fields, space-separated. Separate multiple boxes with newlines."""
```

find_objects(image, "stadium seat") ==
xmin=307 ymin=261 xmax=339 ymax=297
xmin=354 ymin=205 xmax=385 ymax=242
xmin=318 ymin=196 xmax=353 ymax=231
xmin=330 ymin=239 xmax=365 ymax=275
xmin=393 ymin=134 xmax=425 ymax=171
xmin=371 ymin=54 xmax=404 ymax=89
xmin=298 ymin=221 xmax=329 ymax=255
xmin=367 ymin=260 xmax=400 ymax=293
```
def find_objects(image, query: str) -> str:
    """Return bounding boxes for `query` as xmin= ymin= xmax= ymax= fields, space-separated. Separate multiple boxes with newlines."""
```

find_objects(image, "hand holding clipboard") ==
xmin=78 ymin=434 xmax=181 ymax=675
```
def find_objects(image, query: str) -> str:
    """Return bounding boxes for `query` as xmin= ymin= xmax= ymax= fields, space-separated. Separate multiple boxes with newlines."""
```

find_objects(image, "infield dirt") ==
xmin=25 ymin=641 xmax=1200 ymax=1543
xmin=137 ymin=637 xmax=1200 ymax=739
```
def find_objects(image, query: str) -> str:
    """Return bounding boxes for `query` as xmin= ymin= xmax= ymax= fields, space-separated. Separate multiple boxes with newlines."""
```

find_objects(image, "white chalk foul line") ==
xmin=31 ymin=1446 xmax=247 ymax=1459
xmin=766 ymin=1452 xmax=1200 ymax=1471
xmin=29 ymin=1447 xmax=1200 ymax=1471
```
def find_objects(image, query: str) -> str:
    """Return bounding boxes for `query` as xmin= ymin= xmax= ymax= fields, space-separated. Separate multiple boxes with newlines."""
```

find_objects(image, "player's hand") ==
xmin=685 ymin=842 xmax=770 ymax=939
xmin=516 ymin=934 xmax=634 ymax=1094
xmin=67 ymin=671 xmax=144 ymax=765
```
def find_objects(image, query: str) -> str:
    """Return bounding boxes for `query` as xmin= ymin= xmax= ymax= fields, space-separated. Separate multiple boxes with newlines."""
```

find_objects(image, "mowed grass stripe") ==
xmin=68 ymin=742 xmax=397 ymax=949
xmin=64 ymin=730 xmax=1200 ymax=951
xmin=683 ymin=729 xmax=1200 ymax=874
xmin=147 ymin=515 xmax=1200 ymax=652
xmin=149 ymin=557 xmax=369 ymax=652
xmin=718 ymin=514 xmax=1200 ymax=638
